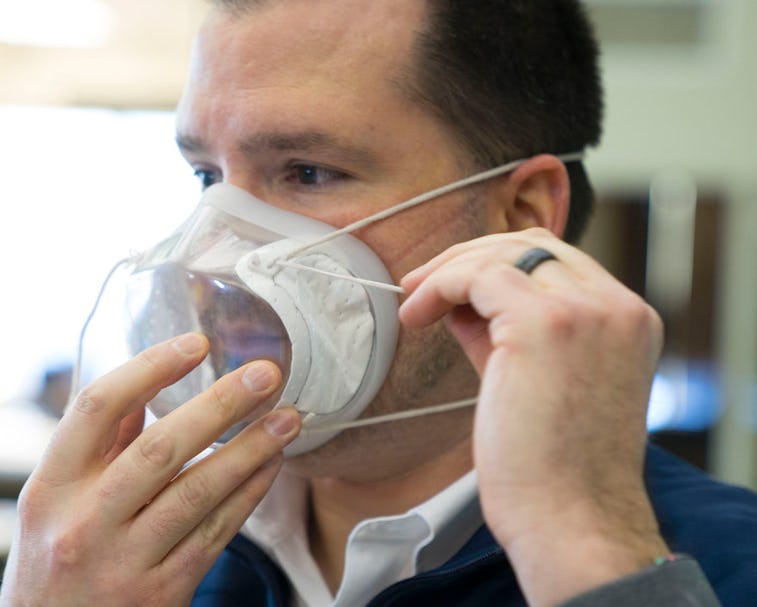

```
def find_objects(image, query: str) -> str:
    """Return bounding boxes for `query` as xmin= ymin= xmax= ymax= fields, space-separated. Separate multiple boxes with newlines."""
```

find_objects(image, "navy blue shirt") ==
xmin=192 ymin=444 xmax=757 ymax=606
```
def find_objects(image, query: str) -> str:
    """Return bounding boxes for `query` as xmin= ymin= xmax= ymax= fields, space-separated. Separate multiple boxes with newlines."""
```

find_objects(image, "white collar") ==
xmin=240 ymin=468 xmax=481 ymax=607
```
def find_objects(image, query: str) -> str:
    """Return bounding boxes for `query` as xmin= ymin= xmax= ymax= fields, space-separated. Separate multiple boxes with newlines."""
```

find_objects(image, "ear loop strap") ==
xmin=275 ymin=259 xmax=405 ymax=293
xmin=279 ymin=150 xmax=585 ymax=285
xmin=300 ymin=396 xmax=478 ymax=433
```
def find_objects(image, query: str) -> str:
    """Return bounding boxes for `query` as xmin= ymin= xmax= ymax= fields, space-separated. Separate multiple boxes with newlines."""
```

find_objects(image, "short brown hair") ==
xmin=408 ymin=0 xmax=603 ymax=242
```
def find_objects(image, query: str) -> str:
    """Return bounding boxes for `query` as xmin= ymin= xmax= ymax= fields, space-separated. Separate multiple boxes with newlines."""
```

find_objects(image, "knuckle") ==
xmin=147 ymin=507 xmax=184 ymax=541
xmin=169 ymin=512 xmax=229 ymax=577
xmin=72 ymin=385 xmax=108 ymax=416
xmin=48 ymin=519 xmax=92 ymax=570
xmin=207 ymin=382 xmax=238 ymax=420
xmin=647 ymin=306 xmax=665 ymax=337
xmin=599 ymin=290 xmax=664 ymax=352
xmin=177 ymin=474 xmax=215 ymax=513
xmin=634 ymin=297 xmax=662 ymax=327
xmin=16 ymin=475 xmax=70 ymax=523
xmin=195 ymin=508 xmax=228 ymax=549
xmin=176 ymin=544 xmax=207 ymax=578
xmin=542 ymin=303 xmax=578 ymax=338
xmin=15 ymin=483 xmax=45 ymax=527
xmin=134 ymin=430 xmax=175 ymax=471
xmin=615 ymin=292 xmax=658 ymax=330
xmin=636 ymin=301 xmax=665 ymax=354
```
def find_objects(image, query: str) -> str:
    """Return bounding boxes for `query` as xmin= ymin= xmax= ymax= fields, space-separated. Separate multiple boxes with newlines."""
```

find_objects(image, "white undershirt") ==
xmin=240 ymin=468 xmax=482 ymax=607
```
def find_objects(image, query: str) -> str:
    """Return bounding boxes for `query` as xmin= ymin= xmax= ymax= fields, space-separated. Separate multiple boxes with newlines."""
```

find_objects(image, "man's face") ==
xmin=175 ymin=0 xmax=494 ymax=477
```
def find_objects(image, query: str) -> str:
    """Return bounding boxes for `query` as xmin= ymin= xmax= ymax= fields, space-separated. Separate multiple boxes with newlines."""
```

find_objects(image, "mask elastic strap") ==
xmin=299 ymin=396 xmax=478 ymax=433
xmin=275 ymin=151 xmax=584 ymax=293
xmin=67 ymin=255 xmax=138 ymax=408
xmin=283 ymin=151 xmax=585 ymax=262
xmin=275 ymin=259 xmax=405 ymax=293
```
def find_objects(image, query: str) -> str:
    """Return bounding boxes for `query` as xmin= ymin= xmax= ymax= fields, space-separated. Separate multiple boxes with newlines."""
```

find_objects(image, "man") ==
xmin=2 ymin=1 xmax=756 ymax=606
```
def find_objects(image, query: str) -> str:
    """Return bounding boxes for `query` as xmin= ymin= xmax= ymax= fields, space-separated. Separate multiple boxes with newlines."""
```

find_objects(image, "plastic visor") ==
xmin=125 ymin=184 xmax=399 ymax=452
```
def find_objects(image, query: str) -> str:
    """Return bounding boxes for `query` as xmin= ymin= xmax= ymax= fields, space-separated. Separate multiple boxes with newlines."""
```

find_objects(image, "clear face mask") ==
xmin=71 ymin=152 xmax=583 ymax=456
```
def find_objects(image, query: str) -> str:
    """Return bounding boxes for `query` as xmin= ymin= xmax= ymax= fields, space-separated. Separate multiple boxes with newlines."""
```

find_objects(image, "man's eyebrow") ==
xmin=239 ymin=131 xmax=380 ymax=166
xmin=175 ymin=134 xmax=206 ymax=154
xmin=176 ymin=130 xmax=381 ymax=168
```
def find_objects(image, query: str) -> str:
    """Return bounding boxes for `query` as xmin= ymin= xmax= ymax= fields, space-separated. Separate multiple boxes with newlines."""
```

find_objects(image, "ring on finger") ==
xmin=513 ymin=247 xmax=558 ymax=275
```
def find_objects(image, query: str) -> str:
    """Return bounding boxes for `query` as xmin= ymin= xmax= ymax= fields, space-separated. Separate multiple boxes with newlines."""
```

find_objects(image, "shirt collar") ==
xmin=240 ymin=467 xmax=481 ymax=606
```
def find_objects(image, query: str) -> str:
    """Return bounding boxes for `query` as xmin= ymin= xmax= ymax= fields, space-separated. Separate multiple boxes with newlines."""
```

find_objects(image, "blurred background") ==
xmin=0 ymin=0 xmax=755 ymax=575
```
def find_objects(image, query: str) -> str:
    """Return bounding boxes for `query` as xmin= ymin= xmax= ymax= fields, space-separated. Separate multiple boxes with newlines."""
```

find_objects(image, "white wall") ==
xmin=586 ymin=0 xmax=757 ymax=487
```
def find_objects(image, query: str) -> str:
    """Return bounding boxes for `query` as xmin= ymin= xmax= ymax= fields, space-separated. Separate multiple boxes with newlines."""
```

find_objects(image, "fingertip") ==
xmin=399 ymin=267 xmax=425 ymax=294
xmin=397 ymin=295 xmax=419 ymax=327
xmin=398 ymin=281 xmax=439 ymax=328
xmin=399 ymin=272 xmax=415 ymax=291
xmin=263 ymin=406 xmax=301 ymax=439
xmin=171 ymin=332 xmax=209 ymax=357
xmin=242 ymin=360 xmax=282 ymax=394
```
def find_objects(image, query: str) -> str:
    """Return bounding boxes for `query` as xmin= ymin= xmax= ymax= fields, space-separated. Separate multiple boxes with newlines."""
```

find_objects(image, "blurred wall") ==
xmin=584 ymin=0 xmax=757 ymax=487
xmin=0 ymin=0 xmax=207 ymax=107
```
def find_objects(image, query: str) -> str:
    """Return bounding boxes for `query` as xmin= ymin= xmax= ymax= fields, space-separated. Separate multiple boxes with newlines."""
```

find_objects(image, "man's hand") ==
xmin=400 ymin=228 xmax=669 ymax=607
xmin=0 ymin=333 xmax=301 ymax=607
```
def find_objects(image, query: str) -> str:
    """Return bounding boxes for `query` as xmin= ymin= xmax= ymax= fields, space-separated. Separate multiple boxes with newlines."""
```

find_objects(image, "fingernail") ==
xmin=243 ymin=362 xmax=276 ymax=393
xmin=172 ymin=333 xmax=205 ymax=355
xmin=264 ymin=410 xmax=298 ymax=437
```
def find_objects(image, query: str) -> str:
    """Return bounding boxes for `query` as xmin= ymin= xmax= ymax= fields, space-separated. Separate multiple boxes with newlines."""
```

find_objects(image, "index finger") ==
xmin=39 ymin=333 xmax=210 ymax=482
xmin=98 ymin=359 xmax=284 ymax=523
xmin=400 ymin=228 xmax=603 ymax=294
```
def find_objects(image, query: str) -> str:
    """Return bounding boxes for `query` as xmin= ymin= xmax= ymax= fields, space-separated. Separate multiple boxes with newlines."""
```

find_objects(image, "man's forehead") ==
xmin=180 ymin=0 xmax=432 ymax=124
xmin=174 ymin=0 xmax=460 ymax=167
xmin=199 ymin=0 xmax=430 ymax=72
xmin=209 ymin=0 xmax=428 ymax=24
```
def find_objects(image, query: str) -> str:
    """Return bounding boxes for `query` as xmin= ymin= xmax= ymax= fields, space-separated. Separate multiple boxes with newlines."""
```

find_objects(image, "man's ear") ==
xmin=488 ymin=154 xmax=570 ymax=237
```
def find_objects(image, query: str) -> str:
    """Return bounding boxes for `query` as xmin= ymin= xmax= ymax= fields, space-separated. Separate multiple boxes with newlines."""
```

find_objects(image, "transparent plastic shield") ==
xmin=115 ymin=183 xmax=399 ymax=454
xmin=126 ymin=264 xmax=292 ymax=442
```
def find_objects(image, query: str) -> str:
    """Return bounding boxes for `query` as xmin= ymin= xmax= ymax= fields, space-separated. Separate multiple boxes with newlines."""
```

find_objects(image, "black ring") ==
xmin=513 ymin=247 xmax=558 ymax=275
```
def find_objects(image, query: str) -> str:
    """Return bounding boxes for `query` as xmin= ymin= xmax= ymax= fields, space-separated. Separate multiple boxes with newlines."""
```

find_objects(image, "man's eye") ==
xmin=286 ymin=164 xmax=347 ymax=187
xmin=193 ymin=168 xmax=222 ymax=191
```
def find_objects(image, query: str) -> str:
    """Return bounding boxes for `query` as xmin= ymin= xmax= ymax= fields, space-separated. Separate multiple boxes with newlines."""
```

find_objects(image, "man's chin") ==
xmin=281 ymin=423 xmax=387 ymax=481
